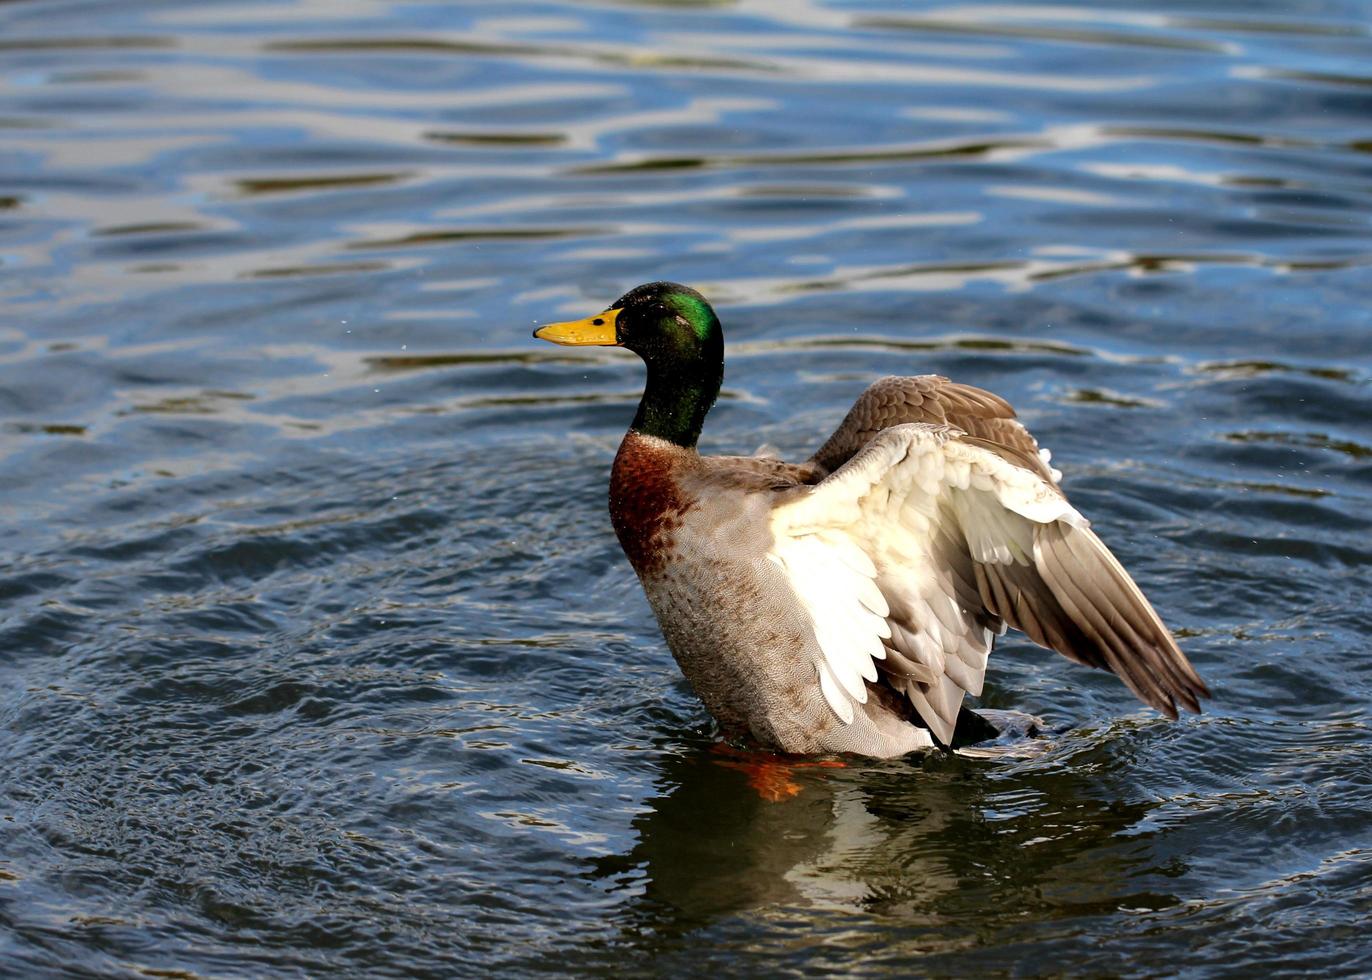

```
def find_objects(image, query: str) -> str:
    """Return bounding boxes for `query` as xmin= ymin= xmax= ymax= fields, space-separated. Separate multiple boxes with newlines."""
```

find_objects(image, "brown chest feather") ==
xmin=609 ymin=436 xmax=694 ymax=575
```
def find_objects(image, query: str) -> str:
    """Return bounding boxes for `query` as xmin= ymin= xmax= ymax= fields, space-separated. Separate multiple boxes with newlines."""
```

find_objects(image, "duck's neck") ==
xmin=631 ymin=346 xmax=722 ymax=450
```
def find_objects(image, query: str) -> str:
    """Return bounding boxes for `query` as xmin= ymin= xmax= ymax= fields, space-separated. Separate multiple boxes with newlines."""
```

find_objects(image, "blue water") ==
xmin=2 ymin=0 xmax=1370 ymax=975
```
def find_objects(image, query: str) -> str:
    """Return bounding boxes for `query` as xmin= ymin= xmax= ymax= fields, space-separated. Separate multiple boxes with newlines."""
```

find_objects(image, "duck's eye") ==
xmin=592 ymin=317 xmax=605 ymax=326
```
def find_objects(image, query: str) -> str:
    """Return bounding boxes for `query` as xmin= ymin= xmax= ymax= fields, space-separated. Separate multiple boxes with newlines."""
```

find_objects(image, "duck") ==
xmin=534 ymin=281 xmax=1209 ymax=757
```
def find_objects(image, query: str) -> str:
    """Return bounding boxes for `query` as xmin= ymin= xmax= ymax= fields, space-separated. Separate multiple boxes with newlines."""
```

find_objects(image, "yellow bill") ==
xmin=533 ymin=308 xmax=621 ymax=346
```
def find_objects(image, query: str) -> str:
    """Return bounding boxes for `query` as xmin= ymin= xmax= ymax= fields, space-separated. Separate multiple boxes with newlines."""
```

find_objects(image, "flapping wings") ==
xmin=770 ymin=417 xmax=1207 ymax=746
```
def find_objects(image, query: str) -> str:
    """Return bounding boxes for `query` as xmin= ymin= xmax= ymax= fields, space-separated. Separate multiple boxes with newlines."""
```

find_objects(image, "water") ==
xmin=2 ymin=0 xmax=1370 ymax=974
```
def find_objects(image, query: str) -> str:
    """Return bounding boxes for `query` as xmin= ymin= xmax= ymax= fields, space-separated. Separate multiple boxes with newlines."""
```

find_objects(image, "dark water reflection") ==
xmin=2 ymin=0 xmax=1371 ymax=974
xmin=603 ymin=744 xmax=1172 ymax=928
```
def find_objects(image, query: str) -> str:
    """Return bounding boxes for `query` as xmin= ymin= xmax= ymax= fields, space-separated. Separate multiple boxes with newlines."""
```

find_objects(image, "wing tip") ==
xmin=818 ymin=664 xmax=855 ymax=725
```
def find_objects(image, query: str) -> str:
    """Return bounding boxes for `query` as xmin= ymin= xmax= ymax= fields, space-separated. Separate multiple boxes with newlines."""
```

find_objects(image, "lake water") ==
xmin=2 ymin=0 xmax=1370 ymax=975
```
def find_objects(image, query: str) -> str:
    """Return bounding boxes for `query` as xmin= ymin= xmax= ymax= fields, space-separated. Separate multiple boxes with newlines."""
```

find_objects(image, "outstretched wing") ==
xmin=809 ymin=375 xmax=1061 ymax=484
xmin=770 ymin=423 xmax=1207 ymax=745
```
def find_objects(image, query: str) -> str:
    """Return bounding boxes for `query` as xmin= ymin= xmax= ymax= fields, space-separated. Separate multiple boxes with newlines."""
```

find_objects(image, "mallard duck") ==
xmin=534 ymin=281 xmax=1208 ymax=757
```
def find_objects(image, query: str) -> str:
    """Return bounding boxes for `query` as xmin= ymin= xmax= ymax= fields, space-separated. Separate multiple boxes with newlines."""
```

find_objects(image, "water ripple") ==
xmin=1 ymin=0 xmax=1370 ymax=974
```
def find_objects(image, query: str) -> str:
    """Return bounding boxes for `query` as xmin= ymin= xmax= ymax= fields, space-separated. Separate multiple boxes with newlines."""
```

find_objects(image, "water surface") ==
xmin=2 ymin=0 xmax=1371 ymax=975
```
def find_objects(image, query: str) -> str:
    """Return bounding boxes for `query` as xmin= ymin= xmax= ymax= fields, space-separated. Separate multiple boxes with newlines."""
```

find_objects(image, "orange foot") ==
xmin=710 ymin=743 xmax=847 ymax=802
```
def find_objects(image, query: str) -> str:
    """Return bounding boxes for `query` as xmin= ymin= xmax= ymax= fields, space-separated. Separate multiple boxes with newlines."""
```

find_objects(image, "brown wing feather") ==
xmin=971 ymin=517 xmax=1208 ymax=718
xmin=810 ymin=375 xmax=1058 ymax=483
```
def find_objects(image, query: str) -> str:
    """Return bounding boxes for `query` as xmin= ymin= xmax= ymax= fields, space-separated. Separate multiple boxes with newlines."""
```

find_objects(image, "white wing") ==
xmin=768 ymin=423 xmax=1207 ymax=746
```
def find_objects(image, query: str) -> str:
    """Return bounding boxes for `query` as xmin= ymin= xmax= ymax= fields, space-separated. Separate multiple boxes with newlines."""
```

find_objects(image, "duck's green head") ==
xmin=534 ymin=281 xmax=723 ymax=448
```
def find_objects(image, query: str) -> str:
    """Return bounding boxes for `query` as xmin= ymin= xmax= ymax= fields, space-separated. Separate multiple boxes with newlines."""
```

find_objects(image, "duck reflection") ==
xmin=595 ymin=731 xmax=1184 ymax=937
